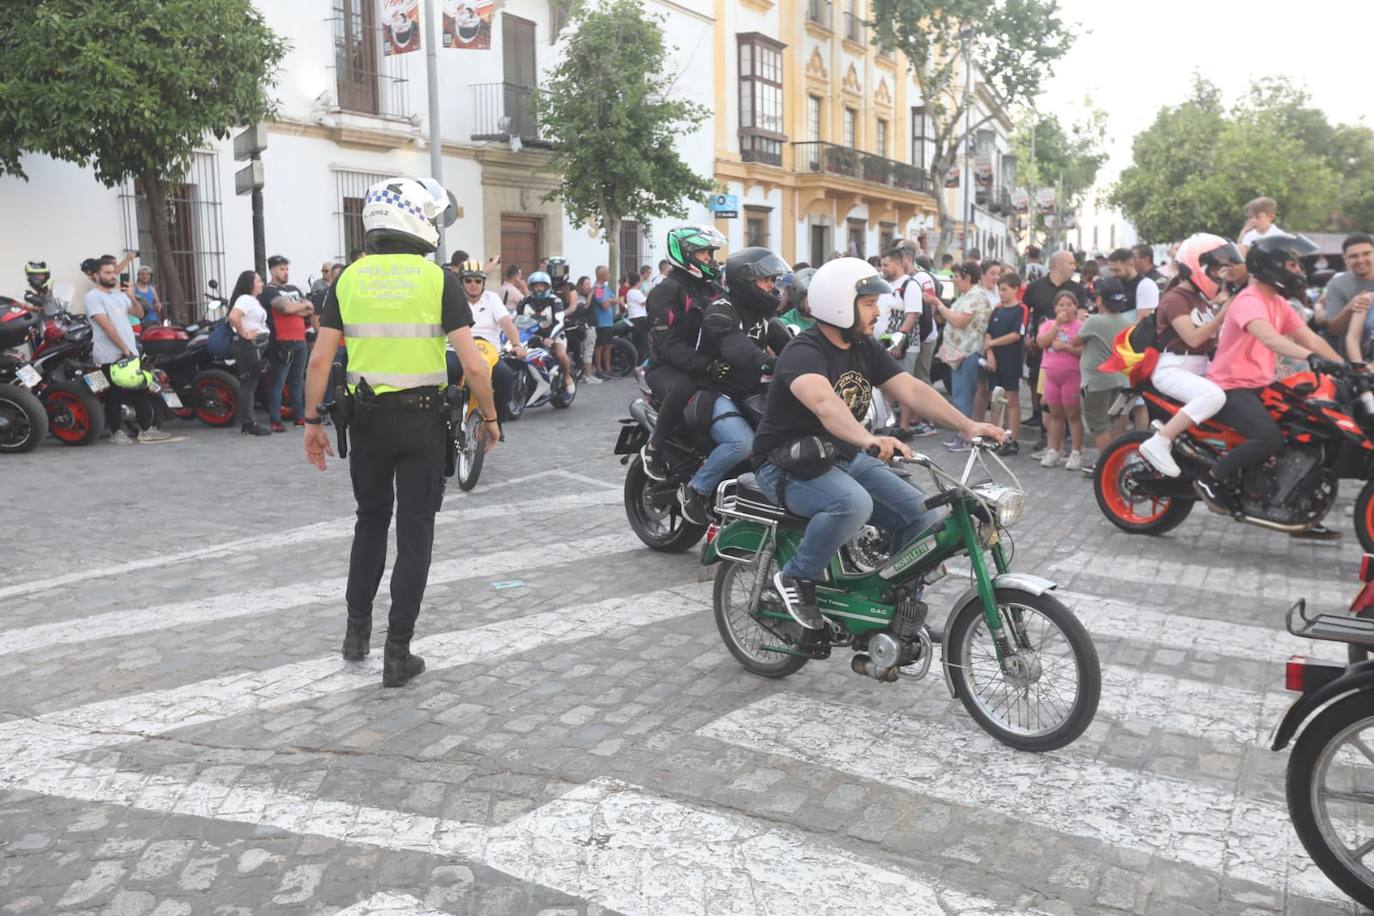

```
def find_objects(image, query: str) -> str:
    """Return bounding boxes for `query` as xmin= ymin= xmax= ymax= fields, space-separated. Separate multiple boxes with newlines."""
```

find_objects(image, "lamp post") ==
xmin=424 ymin=0 xmax=445 ymax=264
xmin=958 ymin=28 xmax=974 ymax=259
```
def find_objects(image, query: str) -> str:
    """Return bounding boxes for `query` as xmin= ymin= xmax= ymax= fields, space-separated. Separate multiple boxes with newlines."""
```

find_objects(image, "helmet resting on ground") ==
xmin=724 ymin=247 xmax=790 ymax=317
xmin=361 ymin=177 xmax=458 ymax=254
xmin=806 ymin=258 xmax=892 ymax=340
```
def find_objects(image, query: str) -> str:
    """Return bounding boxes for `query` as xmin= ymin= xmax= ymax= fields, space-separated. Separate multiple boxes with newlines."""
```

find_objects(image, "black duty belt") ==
xmin=356 ymin=387 xmax=443 ymax=413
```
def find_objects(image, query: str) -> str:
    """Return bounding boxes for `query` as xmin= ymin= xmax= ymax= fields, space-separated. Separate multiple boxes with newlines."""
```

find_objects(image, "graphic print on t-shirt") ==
xmin=834 ymin=369 xmax=872 ymax=420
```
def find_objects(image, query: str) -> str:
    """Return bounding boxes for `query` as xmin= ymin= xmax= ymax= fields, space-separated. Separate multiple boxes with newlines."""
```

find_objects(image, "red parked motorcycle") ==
xmin=1094 ymin=357 xmax=1374 ymax=548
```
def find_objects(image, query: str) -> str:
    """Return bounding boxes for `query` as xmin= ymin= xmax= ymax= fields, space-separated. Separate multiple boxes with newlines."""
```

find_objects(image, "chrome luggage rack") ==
xmin=1286 ymin=598 xmax=1374 ymax=648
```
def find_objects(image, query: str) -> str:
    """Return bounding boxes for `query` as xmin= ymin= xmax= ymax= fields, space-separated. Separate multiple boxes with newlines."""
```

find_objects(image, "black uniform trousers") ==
xmin=346 ymin=407 xmax=448 ymax=641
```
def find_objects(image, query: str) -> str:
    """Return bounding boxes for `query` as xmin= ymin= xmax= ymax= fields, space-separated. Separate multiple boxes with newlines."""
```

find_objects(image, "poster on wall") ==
xmin=973 ymin=153 xmax=993 ymax=189
xmin=944 ymin=164 xmax=960 ymax=188
xmin=1010 ymin=189 xmax=1030 ymax=213
xmin=443 ymin=0 xmax=496 ymax=49
xmin=382 ymin=0 xmax=421 ymax=56
xmin=1036 ymin=186 xmax=1056 ymax=215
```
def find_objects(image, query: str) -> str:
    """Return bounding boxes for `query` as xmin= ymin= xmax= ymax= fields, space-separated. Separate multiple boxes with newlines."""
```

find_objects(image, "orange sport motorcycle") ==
xmin=1093 ymin=356 xmax=1374 ymax=549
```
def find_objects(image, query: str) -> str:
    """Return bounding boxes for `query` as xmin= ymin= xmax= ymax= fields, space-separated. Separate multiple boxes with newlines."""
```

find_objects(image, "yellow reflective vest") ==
xmin=336 ymin=254 xmax=449 ymax=394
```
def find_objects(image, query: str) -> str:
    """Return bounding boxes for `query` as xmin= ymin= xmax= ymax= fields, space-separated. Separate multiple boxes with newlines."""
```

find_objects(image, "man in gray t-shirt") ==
xmin=84 ymin=259 xmax=169 ymax=443
xmin=1319 ymin=234 xmax=1374 ymax=350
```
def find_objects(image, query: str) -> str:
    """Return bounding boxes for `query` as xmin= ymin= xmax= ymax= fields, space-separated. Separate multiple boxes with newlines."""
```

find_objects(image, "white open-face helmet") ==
xmin=361 ymin=177 xmax=458 ymax=253
xmin=807 ymin=257 xmax=892 ymax=336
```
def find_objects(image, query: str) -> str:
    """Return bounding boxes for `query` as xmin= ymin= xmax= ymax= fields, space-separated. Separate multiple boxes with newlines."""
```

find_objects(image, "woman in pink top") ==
xmin=1034 ymin=290 xmax=1086 ymax=469
xmin=1196 ymin=234 xmax=1342 ymax=511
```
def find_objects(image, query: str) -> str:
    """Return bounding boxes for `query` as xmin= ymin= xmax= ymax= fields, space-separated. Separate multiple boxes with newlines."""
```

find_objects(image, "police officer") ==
xmin=302 ymin=177 xmax=500 ymax=688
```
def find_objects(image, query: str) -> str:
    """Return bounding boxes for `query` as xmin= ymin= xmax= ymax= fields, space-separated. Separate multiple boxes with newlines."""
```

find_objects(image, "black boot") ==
xmin=382 ymin=635 xmax=425 ymax=687
xmin=341 ymin=617 xmax=371 ymax=661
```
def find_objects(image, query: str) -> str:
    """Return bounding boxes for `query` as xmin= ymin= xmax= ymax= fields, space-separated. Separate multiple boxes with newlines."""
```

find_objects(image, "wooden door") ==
xmin=500 ymin=217 xmax=541 ymax=277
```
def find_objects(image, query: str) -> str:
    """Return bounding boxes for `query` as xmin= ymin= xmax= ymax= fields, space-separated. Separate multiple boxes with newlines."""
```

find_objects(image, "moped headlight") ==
xmin=973 ymin=484 xmax=1024 ymax=528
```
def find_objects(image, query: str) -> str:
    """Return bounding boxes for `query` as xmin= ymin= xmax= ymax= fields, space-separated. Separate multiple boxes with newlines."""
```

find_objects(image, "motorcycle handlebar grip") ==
xmin=923 ymin=491 xmax=955 ymax=511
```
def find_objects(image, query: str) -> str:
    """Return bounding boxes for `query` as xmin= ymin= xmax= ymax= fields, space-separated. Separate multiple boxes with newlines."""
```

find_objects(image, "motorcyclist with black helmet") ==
xmin=1195 ymin=233 xmax=1344 ymax=512
xmin=676 ymin=246 xmax=793 ymax=524
xmin=516 ymin=268 xmax=575 ymax=389
xmin=749 ymin=258 xmax=1004 ymax=630
xmin=641 ymin=225 xmax=729 ymax=480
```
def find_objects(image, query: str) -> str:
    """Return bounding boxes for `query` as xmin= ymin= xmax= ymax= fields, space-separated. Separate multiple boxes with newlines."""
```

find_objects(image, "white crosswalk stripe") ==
xmin=0 ymin=526 xmax=638 ymax=659
xmin=334 ymin=892 xmax=453 ymax=916
xmin=697 ymin=692 xmax=1350 ymax=907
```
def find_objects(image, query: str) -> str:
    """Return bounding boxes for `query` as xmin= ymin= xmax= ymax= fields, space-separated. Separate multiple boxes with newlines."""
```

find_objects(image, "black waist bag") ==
xmin=768 ymin=435 xmax=836 ymax=480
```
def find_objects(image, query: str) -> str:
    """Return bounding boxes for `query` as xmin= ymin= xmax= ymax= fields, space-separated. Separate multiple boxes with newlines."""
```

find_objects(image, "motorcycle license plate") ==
xmin=83 ymin=371 xmax=109 ymax=393
xmin=15 ymin=364 xmax=41 ymax=388
xmin=161 ymin=391 xmax=183 ymax=409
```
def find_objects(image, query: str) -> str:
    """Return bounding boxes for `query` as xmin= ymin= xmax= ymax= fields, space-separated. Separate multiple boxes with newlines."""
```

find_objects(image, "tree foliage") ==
xmin=871 ymin=0 xmax=1074 ymax=256
xmin=0 ymin=0 xmax=287 ymax=321
xmin=537 ymin=0 xmax=712 ymax=282
xmin=1109 ymin=76 xmax=1371 ymax=243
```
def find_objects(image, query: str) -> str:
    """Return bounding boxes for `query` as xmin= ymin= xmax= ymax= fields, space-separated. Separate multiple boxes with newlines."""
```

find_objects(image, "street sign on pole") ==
xmin=709 ymin=193 xmax=739 ymax=219
xmin=234 ymin=161 xmax=265 ymax=197
xmin=232 ymin=124 xmax=268 ymax=162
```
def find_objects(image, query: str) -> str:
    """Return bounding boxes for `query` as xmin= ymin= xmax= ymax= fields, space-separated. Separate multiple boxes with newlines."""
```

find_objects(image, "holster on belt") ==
xmin=442 ymin=386 xmax=466 ymax=478
xmin=331 ymin=362 xmax=355 ymax=458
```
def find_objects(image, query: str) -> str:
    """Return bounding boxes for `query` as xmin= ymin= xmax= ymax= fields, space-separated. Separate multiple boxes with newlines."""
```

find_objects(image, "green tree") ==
xmin=0 ymin=0 xmax=287 ymax=322
xmin=537 ymin=0 xmax=713 ymax=284
xmin=1110 ymin=77 xmax=1344 ymax=243
xmin=871 ymin=0 xmax=1075 ymax=257
xmin=1010 ymin=105 xmax=1106 ymax=244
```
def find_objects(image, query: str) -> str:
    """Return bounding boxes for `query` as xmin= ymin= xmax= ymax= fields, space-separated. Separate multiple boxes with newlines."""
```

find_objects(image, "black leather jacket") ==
xmin=698 ymin=299 xmax=789 ymax=400
xmin=646 ymin=269 xmax=720 ymax=377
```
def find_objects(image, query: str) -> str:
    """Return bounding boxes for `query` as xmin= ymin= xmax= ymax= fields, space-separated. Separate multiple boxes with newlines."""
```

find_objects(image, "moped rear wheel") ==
xmin=1286 ymin=691 xmax=1374 ymax=909
xmin=713 ymin=558 xmax=808 ymax=678
xmin=945 ymin=587 xmax=1100 ymax=752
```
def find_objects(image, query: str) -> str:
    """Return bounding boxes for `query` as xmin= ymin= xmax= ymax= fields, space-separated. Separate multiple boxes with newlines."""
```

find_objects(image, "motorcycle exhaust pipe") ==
xmin=629 ymin=397 xmax=657 ymax=435
xmin=1238 ymin=515 xmax=1309 ymax=534
xmin=851 ymin=653 xmax=899 ymax=683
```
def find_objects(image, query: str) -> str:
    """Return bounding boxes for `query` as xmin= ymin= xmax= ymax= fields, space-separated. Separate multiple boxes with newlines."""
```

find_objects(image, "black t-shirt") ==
xmin=752 ymin=327 xmax=902 ymax=461
xmin=1023 ymin=276 xmax=1086 ymax=327
xmin=985 ymin=304 xmax=1026 ymax=370
xmin=320 ymin=261 xmax=473 ymax=333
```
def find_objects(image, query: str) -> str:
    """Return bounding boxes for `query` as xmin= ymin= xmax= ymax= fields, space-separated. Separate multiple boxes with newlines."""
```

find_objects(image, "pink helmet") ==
xmin=1175 ymin=233 xmax=1241 ymax=300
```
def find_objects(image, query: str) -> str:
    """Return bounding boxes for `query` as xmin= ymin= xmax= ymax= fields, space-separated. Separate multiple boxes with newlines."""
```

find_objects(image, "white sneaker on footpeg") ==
xmin=1138 ymin=433 xmax=1180 ymax=478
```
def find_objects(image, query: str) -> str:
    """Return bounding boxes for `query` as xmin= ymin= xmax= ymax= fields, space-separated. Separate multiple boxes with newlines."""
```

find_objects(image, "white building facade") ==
xmin=0 ymin=0 xmax=716 ymax=315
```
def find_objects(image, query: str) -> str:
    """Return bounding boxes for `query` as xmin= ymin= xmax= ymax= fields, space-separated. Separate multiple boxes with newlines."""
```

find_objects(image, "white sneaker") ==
xmin=584 ymin=374 xmax=603 ymax=385
xmin=138 ymin=426 xmax=172 ymax=443
xmin=110 ymin=430 xmax=135 ymax=446
xmin=1040 ymin=449 xmax=1060 ymax=468
xmin=1064 ymin=450 xmax=1082 ymax=472
xmin=1138 ymin=433 xmax=1180 ymax=478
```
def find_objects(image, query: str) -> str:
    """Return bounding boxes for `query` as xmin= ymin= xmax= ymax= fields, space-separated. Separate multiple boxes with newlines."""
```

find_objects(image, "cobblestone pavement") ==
xmin=1 ymin=376 xmax=1368 ymax=915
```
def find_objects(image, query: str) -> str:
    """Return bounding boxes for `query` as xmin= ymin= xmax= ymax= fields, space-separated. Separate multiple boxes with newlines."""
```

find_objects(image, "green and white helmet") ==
xmin=665 ymin=225 xmax=726 ymax=281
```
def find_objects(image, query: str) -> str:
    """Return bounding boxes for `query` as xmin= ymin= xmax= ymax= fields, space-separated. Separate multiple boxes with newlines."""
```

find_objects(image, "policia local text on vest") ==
xmin=302 ymin=176 xmax=499 ymax=688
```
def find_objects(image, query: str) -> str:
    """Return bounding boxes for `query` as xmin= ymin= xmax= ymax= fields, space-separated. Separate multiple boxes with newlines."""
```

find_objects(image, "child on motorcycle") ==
xmin=750 ymin=258 xmax=1004 ymax=630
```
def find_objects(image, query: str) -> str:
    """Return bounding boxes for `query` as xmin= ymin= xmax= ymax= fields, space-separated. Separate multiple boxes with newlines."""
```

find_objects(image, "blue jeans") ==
xmin=269 ymin=340 xmax=307 ymax=423
xmin=754 ymin=452 xmax=940 ymax=581
xmin=688 ymin=395 xmax=754 ymax=497
xmin=950 ymin=353 xmax=981 ymax=418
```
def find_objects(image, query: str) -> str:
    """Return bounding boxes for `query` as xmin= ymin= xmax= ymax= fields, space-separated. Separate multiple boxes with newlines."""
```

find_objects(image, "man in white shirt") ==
xmin=649 ymin=259 xmax=670 ymax=289
xmin=625 ymin=265 xmax=651 ymax=381
xmin=456 ymin=260 xmax=526 ymax=432
xmin=85 ymin=257 xmax=169 ymax=444
xmin=898 ymin=246 xmax=942 ymax=436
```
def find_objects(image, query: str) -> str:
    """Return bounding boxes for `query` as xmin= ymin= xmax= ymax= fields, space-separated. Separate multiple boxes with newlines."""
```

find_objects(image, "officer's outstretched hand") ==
xmin=482 ymin=418 xmax=501 ymax=454
xmin=305 ymin=425 xmax=334 ymax=470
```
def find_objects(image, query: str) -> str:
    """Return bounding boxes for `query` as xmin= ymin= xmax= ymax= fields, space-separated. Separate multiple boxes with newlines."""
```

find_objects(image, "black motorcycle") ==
xmin=1273 ymin=567 xmax=1374 ymax=910
xmin=566 ymin=318 xmax=639 ymax=380
xmin=614 ymin=390 xmax=762 ymax=552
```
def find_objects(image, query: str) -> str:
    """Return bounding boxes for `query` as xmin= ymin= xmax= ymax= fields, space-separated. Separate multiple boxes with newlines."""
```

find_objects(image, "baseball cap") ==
xmin=1097 ymin=277 xmax=1130 ymax=312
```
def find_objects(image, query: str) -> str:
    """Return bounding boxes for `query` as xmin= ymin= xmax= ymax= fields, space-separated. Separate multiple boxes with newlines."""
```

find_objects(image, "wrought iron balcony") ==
xmin=807 ymin=0 xmax=832 ymax=28
xmin=793 ymin=141 xmax=930 ymax=194
xmin=471 ymin=82 xmax=549 ymax=146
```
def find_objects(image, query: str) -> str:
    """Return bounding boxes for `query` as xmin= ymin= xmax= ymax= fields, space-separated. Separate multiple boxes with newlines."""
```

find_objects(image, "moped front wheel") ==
xmin=1286 ymin=691 xmax=1374 ymax=909
xmin=713 ymin=558 xmax=808 ymax=678
xmin=945 ymin=587 xmax=1100 ymax=752
xmin=456 ymin=410 xmax=485 ymax=492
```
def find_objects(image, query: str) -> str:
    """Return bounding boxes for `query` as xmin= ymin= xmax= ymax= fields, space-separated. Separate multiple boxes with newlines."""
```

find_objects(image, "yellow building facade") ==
xmin=710 ymin=0 xmax=940 ymax=265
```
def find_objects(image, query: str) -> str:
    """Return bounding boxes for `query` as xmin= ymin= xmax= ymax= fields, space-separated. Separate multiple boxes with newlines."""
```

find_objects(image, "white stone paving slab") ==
xmin=333 ymin=891 xmax=455 ymax=915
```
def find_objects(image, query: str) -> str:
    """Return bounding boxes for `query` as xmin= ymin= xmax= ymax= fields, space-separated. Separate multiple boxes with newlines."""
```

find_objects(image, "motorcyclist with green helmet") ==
xmin=778 ymin=266 xmax=817 ymax=335
xmin=641 ymin=224 xmax=728 ymax=480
